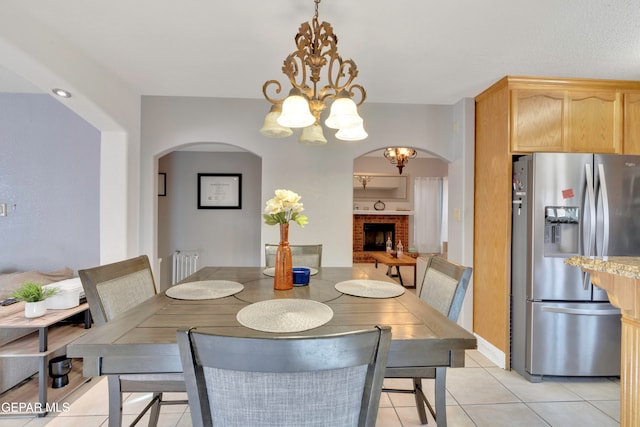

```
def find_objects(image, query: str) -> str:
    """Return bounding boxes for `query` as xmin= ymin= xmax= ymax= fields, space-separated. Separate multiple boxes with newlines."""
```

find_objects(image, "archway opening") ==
xmin=156 ymin=143 xmax=262 ymax=289
xmin=352 ymin=148 xmax=449 ymax=264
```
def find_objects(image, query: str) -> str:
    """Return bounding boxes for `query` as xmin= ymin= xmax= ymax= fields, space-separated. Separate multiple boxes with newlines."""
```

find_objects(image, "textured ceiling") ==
xmin=1 ymin=0 xmax=640 ymax=105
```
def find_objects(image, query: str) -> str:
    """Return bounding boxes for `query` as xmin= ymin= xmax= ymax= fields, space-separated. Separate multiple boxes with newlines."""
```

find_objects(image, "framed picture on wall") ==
xmin=198 ymin=173 xmax=242 ymax=209
xmin=158 ymin=173 xmax=166 ymax=196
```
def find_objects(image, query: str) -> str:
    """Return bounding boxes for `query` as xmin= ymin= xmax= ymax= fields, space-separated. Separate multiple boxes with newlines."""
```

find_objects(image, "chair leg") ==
xmin=107 ymin=376 xmax=124 ymax=427
xmin=413 ymin=378 xmax=429 ymax=424
xmin=128 ymin=392 xmax=162 ymax=427
xmin=413 ymin=368 xmax=448 ymax=426
xmin=147 ymin=392 xmax=162 ymax=427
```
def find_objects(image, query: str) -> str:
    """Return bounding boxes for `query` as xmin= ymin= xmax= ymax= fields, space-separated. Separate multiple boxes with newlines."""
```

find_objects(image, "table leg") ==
xmin=39 ymin=327 xmax=47 ymax=352
xmin=84 ymin=309 xmax=91 ymax=329
xmin=396 ymin=266 xmax=404 ymax=287
xmin=37 ymin=327 xmax=49 ymax=415
xmin=38 ymin=356 xmax=47 ymax=414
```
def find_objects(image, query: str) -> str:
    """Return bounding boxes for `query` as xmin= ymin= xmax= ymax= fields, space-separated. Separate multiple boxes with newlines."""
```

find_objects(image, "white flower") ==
xmin=263 ymin=189 xmax=309 ymax=227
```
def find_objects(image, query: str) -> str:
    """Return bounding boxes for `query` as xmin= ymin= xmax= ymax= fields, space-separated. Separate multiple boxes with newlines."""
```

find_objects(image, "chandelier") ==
xmin=384 ymin=147 xmax=417 ymax=174
xmin=259 ymin=0 xmax=367 ymax=145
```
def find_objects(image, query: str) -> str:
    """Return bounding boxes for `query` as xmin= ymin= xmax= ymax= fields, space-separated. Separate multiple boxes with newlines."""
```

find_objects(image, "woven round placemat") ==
xmin=165 ymin=280 xmax=244 ymax=300
xmin=334 ymin=279 xmax=405 ymax=298
xmin=236 ymin=299 xmax=333 ymax=333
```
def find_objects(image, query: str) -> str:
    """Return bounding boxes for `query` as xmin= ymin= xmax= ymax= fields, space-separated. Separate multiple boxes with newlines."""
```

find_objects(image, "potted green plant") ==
xmin=10 ymin=281 xmax=58 ymax=318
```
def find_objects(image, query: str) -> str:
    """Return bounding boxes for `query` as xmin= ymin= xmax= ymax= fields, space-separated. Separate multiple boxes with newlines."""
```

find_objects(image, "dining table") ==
xmin=67 ymin=266 xmax=477 ymax=391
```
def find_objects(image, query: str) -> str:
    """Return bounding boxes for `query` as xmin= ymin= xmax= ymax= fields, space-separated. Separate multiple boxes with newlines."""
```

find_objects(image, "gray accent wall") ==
xmin=0 ymin=93 xmax=100 ymax=273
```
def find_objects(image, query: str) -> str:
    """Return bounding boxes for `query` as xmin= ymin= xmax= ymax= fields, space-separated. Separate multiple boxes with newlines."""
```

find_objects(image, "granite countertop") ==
xmin=565 ymin=256 xmax=640 ymax=279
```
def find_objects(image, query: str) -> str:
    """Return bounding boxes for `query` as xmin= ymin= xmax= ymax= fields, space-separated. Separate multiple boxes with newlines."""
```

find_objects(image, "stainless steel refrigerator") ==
xmin=511 ymin=152 xmax=640 ymax=381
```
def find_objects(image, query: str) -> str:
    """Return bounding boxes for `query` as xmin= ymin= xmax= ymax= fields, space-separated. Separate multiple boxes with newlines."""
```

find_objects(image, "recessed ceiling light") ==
xmin=52 ymin=88 xmax=72 ymax=98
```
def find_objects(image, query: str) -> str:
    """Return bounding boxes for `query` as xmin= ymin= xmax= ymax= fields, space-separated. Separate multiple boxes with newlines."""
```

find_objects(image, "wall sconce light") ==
xmin=354 ymin=174 xmax=374 ymax=190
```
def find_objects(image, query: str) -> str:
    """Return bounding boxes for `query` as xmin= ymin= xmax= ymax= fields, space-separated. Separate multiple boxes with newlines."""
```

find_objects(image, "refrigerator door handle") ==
xmin=541 ymin=306 xmax=620 ymax=316
xmin=597 ymin=163 xmax=610 ymax=256
xmin=583 ymin=163 xmax=596 ymax=290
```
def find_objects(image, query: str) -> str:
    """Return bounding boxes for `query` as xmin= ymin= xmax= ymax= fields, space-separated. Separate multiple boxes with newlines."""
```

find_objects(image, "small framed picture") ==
xmin=158 ymin=173 xmax=166 ymax=196
xmin=198 ymin=173 xmax=242 ymax=209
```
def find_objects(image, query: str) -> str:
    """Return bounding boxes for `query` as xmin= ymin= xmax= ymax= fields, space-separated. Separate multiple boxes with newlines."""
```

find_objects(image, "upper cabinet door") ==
xmin=623 ymin=92 xmax=640 ymax=154
xmin=566 ymin=90 xmax=621 ymax=153
xmin=511 ymin=90 xmax=566 ymax=153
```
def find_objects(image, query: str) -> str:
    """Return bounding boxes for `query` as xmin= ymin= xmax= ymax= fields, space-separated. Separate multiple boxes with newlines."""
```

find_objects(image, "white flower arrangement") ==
xmin=263 ymin=189 xmax=309 ymax=227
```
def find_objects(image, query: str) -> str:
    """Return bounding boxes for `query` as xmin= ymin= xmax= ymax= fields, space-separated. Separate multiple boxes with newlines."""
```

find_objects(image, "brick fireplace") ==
xmin=353 ymin=214 xmax=411 ymax=263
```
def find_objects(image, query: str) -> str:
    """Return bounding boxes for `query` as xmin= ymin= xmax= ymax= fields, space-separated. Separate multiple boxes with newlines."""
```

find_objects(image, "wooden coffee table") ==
xmin=369 ymin=252 xmax=417 ymax=288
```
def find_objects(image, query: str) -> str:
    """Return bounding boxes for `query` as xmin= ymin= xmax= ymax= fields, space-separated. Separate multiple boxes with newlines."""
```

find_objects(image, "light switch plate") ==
xmin=0 ymin=203 xmax=6 ymax=217
xmin=453 ymin=207 xmax=461 ymax=222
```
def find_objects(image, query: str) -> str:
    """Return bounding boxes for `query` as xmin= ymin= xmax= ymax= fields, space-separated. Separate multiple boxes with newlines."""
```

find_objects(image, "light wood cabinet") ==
xmin=623 ymin=92 xmax=640 ymax=154
xmin=511 ymin=89 xmax=565 ymax=152
xmin=511 ymin=88 xmax=622 ymax=153
xmin=474 ymin=81 xmax=512 ymax=361
xmin=566 ymin=90 xmax=621 ymax=153
xmin=474 ymin=76 xmax=640 ymax=369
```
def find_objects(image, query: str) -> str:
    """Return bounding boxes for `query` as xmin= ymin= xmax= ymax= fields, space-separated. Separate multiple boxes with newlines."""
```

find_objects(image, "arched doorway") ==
xmin=352 ymin=148 xmax=449 ymax=263
xmin=156 ymin=143 xmax=262 ymax=289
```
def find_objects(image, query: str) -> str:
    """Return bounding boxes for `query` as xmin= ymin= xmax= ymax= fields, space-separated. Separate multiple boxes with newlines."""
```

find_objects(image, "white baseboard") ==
xmin=475 ymin=333 xmax=507 ymax=369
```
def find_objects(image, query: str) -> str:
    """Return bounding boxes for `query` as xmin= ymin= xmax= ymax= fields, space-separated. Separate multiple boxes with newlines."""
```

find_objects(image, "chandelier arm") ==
xmin=262 ymin=80 xmax=286 ymax=105
xmin=348 ymin=84 xmax=367 ymax=106
xmin=326 ymin=57 xmax=357 ymax=93
xmin=282 ymin=53 xmax=309 ymax=93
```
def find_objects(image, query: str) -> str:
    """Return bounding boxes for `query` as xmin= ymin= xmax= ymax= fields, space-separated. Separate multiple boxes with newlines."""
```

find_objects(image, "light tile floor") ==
xmin=1 ymin=265 xmax=621 ymax=426
xmin=1 ymin=349 xmax=620 ymax=427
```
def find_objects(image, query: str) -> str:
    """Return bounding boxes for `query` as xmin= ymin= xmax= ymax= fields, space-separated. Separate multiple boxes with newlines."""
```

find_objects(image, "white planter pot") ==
xmin=24 ymin=300 xmax=47 ymax=318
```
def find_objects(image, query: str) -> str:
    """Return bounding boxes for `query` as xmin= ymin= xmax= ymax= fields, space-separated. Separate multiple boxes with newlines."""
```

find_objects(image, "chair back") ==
xmin=417 ymin=255 xmax=472 ymax=321
xmin=78 ymin=255 xmax=157 ymax=326
xmin=177 ymin=326 xmax=391 ymax=427
xmin=265 ymin=244 xmax=323 ymax=268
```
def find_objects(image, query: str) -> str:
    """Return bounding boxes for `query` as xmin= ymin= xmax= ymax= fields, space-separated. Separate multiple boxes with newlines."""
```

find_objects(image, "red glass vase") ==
xmin=274 ymin=223 xmax=293 ymax=290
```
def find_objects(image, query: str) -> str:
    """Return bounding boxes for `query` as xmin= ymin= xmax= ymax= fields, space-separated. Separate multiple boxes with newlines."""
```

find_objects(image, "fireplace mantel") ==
xmin=352 ymin=211 xmax=414 ymax=215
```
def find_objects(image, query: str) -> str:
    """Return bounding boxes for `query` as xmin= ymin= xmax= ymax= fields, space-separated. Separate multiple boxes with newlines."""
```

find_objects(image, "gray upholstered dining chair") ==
xmin=264 ymin=243 xmax=323 ymax=268
xmin=383 ymin=255 xmax=472 ymax=426
xmin=78 ymin=255 xmax=186 ymax=427
xmin=177 ymin=325 xmax=392 ymax=427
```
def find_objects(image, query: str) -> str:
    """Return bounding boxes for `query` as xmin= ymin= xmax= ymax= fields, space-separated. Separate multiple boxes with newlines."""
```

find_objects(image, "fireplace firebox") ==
xmin=363 ymin=223 xmax=395 ymax=251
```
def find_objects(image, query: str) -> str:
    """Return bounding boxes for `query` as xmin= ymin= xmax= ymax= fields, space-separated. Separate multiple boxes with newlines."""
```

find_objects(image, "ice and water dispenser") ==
xmin=544 ymin=206 xmax=579 ymax=256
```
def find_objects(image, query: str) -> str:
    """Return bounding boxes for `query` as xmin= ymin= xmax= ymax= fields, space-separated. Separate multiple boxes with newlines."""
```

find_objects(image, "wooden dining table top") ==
xmin=67 ymin=266 xmax=476 ymax=377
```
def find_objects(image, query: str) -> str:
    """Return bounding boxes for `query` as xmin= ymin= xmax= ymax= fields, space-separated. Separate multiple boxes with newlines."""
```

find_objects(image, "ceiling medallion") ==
xmin=260 ymin=0 xmax=367 ymax=145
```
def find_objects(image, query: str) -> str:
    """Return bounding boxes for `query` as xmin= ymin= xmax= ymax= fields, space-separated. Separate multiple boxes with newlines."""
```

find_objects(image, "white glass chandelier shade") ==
xmin=277 ymin=90 xmax=316 ymax=128
xmin=259 ymin=105 xmax=293 ymax=138
xmin=299 ymin=124 xmax=328 ymax=145
xmin=324 ymin=96 xmax=362 ymax=130
xmin=335 ymin=119 xmax=368 ymax=141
